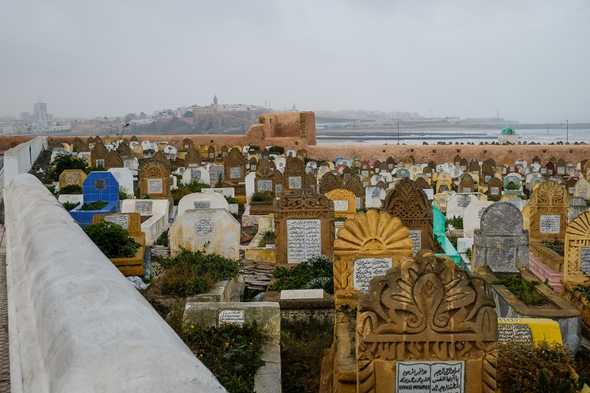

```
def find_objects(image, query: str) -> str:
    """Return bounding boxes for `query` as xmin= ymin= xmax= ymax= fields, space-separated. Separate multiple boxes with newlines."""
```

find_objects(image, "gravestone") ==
xmin=446 ymin=192 xmax=487 ymax=221
xmin=224 ymin=147 xmax=246 ymax=183
xmin=473 ymin=202 xmax=529 ymax=273
xmin=90 ymin=140 xmax=108 ymax=168
xmin=356 ymin=253 xmax=497 ymax=393
xmin=564 ymin=211 xmax=590 ymax=284
xmin=436 ymin=173 xmax=453 ymax=193
xmin=333 ymin=209 xmax=412 ymax=307
xmin=58 ymin=169 xmax=86 ymax=190
xmin=208 ymin=164 xmax=225 ymax=187
xmin=343 ymin=174 xmax=365 ymax=209
xmin=319 ymin=172 xmax=343 ymax=195
xmin=325 ymin=188 xmax=356 ymax=220
xmin=177 ymin=192 xmax=230 ymax=217
xmin=104 ymin=150 xmax=124 ymax=169
xmin=383 ymin=178 xmax=434 ymax=254
xmin=274 ymin=190 xmax=334 ymax=265
xmin=528 ymin=181 xmax=568 ymax=242
xmin=169 ymin=209 xmax=240 ymax=260
xmin=182 ymin=166 xmax=210 ymax=186
xmin=365 ymin=186 xmax=385 ymax=209
xmin=185 ymin=146 xmax=202 ymax=167
xmin=283 ymin=157 xmax=306 ymax=192
xmin=138 ymin=158 xmax=170 ymax=199
xmin=108 ymin=167 xmax=134 ymax=198
xmin=486 ymin=177 xmax=503 ymax=201
xmin=574 ymin=178 xmax=590 ymax=200
xmin=459 ymin=173 xmax=475 ymax=193
xmin=463 ymin=199 xmax=493 ymax=238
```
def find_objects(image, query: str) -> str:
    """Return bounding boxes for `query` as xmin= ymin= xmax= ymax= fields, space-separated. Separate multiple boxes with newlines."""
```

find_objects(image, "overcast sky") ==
xmin=1 ymin=0 xmax=589 ymax=122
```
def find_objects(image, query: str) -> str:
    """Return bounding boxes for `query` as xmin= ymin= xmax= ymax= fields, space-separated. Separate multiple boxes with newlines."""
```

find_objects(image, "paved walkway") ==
xmin=0 ymin=225 xmax=9 ymax=393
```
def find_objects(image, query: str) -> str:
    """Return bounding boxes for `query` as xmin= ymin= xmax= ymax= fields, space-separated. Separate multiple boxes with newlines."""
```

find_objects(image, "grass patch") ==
xmin=183 ymin=322 xmax=266 ymax=393
xmin=281 ymin=318 xmax=333 ymax=393
xmin=84 ymin=222 xmax=140 ymax=258
xmin=158 ymin=250 xmax=240 ymax=297
xmin=270 ymin=256 xmax=333 ymax=294
xmin=495 ymin=275 xmax=547 ymax=306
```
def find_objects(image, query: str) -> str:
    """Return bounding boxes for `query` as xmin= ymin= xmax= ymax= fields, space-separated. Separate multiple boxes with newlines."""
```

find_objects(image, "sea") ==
xmin=316 ymin=128 xmax=590 ymax=145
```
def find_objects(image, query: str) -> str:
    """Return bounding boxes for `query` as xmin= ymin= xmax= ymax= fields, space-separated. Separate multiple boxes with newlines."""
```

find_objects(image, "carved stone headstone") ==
xmin=274 ymin=190 xmax=334 ymax=265
xmin=383 ymin=178 xmax=433 ymax=254
xmin=564 ymin=211 xmax=590 ymax=284
xmin=486 ymin=177 xmax=503 ymax=201
xmin=527 ymin=181 xmax=568 ymax=242
xmin=325 ymin=188 xmax=356 ymax=220
xmin=284 ymin=157 xmax=306 ymax=192
xmin=223 ymin=147 xmax=246 ymax=184
xmin=90 ymin=140 xmax=108 ymax=168
xmin=333 ymin=209 xmax=412 ymax=307
xmin=59 ymin=169 xmax=87 ymax=190
xmin=138 ymin=158 xmax=170 ymax=199
xmin=356 ymin=253 xmax=497 ymax=393
xmin=459 ymin=173 xmax=475 ymax=193
xmin=473 ymin=202 xmax=529 ymax=273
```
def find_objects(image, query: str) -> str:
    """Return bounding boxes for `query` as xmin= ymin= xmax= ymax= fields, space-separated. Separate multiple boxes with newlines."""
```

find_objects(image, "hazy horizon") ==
xmin=2 ymin=1 xmax=589 ymax=122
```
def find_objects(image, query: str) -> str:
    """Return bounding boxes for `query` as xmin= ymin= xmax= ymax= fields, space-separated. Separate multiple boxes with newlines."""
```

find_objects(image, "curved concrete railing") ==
xmin=5 ymin=174 xmax=226 ymax=393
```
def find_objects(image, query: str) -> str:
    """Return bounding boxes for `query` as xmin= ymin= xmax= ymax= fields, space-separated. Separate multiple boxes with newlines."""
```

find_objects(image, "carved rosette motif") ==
xmin=356 ymin=253 xmax=497 ymax=393
xmin=333 ymin=210 xmax=413 ymax=306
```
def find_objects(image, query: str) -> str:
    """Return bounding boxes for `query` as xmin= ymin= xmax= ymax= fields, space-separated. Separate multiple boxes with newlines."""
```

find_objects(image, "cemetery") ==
xmin=5 ymin=130 xmax=590 ymax=393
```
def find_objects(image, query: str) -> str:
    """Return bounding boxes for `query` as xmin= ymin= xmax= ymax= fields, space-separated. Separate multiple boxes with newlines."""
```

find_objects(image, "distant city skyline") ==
xmin=2 ymin=1 xmax=589 ymax=122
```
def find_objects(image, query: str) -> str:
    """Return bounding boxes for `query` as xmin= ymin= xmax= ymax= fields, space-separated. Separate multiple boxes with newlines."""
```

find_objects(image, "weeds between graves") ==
xmin=59 ymin=184 xmax=83 ymax=194
xmin=79 ymin=200 xmax=108 ymax=210
xmin=269 ymin=256 xmax=333 ymax=294
xmin=497 ymin=342 xmax=579 ymax=393
xmin=183 ymin=322 xmax=266 ymax=393
xmin=542 ymin=240 xmax=565 ymax=256
xmin=447 ymin=216 xmax=464 ymax=229
xmin=281 ymin=318 xmax=333 ymax=393
xmin=495 ymin=275 xmax=547 ymax=306
xmin=61 ymin=201 xmax=80 ymax=211
xmin=258 ymin=231 xmax=275 ymax=247
xmin=50 ymin=154 xmax=88 ymax=181
xmin=251 ymin=191 xmax=274 ymax=203
xmin=84 ymin=222 xmax=140 ymax=258
xmin=157 ymin=250 xmax=240 ymax=297
xmin=171 ymin=181 xmax=210 ymax=205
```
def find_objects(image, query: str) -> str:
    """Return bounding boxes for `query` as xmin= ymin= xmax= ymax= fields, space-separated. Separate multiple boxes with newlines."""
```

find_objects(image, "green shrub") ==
xmin=182 ymin=322 xmax=266 ymax=393
xmin=267 ymin=145 xmax=285 ymax=155
xmin=258 ymin=231 xmax=275 ymax=247
xmin=251 ymin=191 xmax=273 ymax=203
xmin=281 ymin=318 xmax=333 ymax=393
xmin=506 ymin=181 xmax=521 ymax=191
xmin=497 ymin=342 xmax=578 ymax=393
xmin=51 ymin=154 xmax=88 ymax=181
xmin=84 ymin=222 xmax=140 ymax=258
xmin=495 ymin=275 xmax=547 ymax=306
xmin=171 ymin=181 xmax=210 ymax=205
xmin=79 ymin=200 xmax=108 ymax=210
xmin=62 ymin=201 xmax=80 ymax=211
xmin=447 ymin=216 xmax=464 ymax=229
xmin=155 ymin=230 xmax=169 ymax=247
xmin=225 ymin=196 xmax=238 ymax=204
xmin=59 ymin=184 xmax=83 ymax=194
xmin=270 ymin=256 xmax=333 ymax=294
xmin=158 ymin=250 xmax=240 ymax=297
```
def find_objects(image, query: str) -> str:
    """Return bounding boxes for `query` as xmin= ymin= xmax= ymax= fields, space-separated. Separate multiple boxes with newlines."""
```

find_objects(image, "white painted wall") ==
xmin=2 ymin=136 xmax=48 ymax=188
xmin=4 ymin=174 xmax=226 ymax=393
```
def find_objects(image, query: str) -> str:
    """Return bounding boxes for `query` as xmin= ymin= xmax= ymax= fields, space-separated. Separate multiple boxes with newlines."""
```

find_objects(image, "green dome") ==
xmin=501 ymin=127 xmax=515 ymax=135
